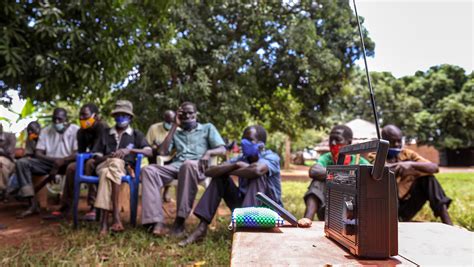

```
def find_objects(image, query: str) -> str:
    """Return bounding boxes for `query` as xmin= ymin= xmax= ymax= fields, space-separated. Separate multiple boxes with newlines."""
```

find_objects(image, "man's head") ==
xmin=241 ymin=125 xmax=267 ymax=163
xmin=163 ymin=110 xmax=176 ymax=130
xmin=27 ymin=121 xmax=41 ymax=140
xmin=382 ymin=124 xmax=403 ymax=159
xmin=111 ymin=100 xmax=134 ymax=129
xmin=382 ymin=125 xmax=403 ymax=149
xmin=178 ymin=102 xmax=197 ymax=131
xmin=328 ymin=125 xmax=353 ymax=162
xmin=79 ymin=103 xmax=99 ymax=129
xmin=52 ymin=108 xmax=68 ymax=133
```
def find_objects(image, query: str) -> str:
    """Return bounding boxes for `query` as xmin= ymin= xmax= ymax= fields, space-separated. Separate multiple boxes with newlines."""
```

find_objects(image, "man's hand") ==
xmin=235 ymin=161 xmax=250 ymax=169
xmin=54 ymin=158 xmax=65 ymax=169
xmin=112 ymin=148 xmax=131 ymax=159
xmin=198 ymin=152 xmax=210 ymax=173
xmin=175 ymin=108 xmax=182 ymax=127
xmin=392 ymin=161 xmax=418 ymax=177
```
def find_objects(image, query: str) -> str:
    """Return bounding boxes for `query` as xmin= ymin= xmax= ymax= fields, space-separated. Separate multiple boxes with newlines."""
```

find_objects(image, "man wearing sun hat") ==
xmin=92 ymin=100 xmax=152 ymax=235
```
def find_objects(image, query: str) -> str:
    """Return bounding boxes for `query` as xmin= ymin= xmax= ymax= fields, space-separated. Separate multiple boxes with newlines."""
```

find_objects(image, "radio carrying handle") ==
xmin=337 ymin=139 xmax=389 ymax=180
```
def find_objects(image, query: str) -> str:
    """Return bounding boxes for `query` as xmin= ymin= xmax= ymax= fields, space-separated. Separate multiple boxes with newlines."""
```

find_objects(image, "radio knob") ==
xmin=344 ymin=200 xmax=354 ymax=220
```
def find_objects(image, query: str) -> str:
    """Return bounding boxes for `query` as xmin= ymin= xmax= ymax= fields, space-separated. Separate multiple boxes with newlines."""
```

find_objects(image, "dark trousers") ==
xmin=398 ymin=175 xmax=452 ymax=221
xmin=16 ymin=157 xmax=55 ymax=198
xmin=193 ymin=175 xmax=271 ymax=224
xmin=61 ymin=160 xmax=97 ymax=208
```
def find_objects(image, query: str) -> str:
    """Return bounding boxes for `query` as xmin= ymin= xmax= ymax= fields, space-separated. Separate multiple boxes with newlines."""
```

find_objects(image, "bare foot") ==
xmin=99 ymin=228 xmax=108 ymax=237
xmin=297 ymin=218 xmax=312 ymax=228
xmin=110 ymin=222 xmax=124 ymax=232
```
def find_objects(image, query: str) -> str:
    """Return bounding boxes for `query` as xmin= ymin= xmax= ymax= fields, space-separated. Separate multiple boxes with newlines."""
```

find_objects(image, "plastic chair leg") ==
xmin=72 ymin=180 xmax=81 ymax=229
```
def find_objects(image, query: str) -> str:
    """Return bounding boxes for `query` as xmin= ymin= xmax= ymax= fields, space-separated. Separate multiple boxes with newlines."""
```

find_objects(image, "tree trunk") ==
xmin=284 ymin=136 xmax=291 ymax=170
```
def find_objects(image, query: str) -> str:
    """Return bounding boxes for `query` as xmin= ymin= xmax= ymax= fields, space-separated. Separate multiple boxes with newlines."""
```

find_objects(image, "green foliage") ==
xmin=114 ymin=1 xmax=374 ymax=137
xmin=331 ymin=65 xmax=473 ymax=149
xmin=292 ymin=128 xmax=327 ymax=152
xmin=0 ymin=0 xmax=173 ymax=105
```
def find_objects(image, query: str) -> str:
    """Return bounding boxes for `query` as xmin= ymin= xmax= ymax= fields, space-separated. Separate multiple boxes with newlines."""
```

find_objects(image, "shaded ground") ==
xmin=0 ymin=192 xmax=231 ymax=255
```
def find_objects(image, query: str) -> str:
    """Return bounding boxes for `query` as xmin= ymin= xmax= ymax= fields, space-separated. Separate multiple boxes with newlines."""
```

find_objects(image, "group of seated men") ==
xmin=0 ymin=99 xmax=452 ymax=245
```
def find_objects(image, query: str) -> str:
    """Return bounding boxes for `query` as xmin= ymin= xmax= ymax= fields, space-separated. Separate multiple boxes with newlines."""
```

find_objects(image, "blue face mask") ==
xmin=387 ymin=148 xmax=402 ymax=159
xmin=241 ymin=139 xmax=262 ymax=158
xmin=115 ymin=115 xmax=131 ymax=128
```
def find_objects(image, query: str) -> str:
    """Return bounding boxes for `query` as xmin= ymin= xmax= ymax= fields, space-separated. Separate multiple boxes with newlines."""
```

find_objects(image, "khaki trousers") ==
xmin=0 ymin=156 xmax=15 ymax=190
xmin=94 ymin=158 xmax=126 ymax=211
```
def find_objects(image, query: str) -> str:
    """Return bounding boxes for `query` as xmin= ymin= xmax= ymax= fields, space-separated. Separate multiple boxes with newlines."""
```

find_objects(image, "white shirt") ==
xmin=36 ymin=124 xmax=79 ymax=158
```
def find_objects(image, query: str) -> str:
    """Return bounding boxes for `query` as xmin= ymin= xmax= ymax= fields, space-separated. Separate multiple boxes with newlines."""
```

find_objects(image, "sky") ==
xmin=351 ymin=0 xmax=473 ymax=77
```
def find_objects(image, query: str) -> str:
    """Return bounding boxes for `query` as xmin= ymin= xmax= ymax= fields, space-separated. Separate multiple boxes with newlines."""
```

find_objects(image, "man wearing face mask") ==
xmin=4 ymin=121 xmax=41 ymax=202
xmin=178 ymin=125 xmax=281 ymax=246
xmin=380 ymin=124 xmax=452 ymax=225
xmin=145 ymin=110 xmax=176 ymax=202
xmin=15 ymin=108 xmax=79 ymax=218
xmin=141 ymin=102 xmax=226 ymax=237
xmin=145 ymin=110 xmax=176 ymax=164
xmin=0 ymin=124 xmax=16 ymax=200
xmin=24 ymin=121 xmax=41 ymax=157
xmin=44 ymin=103 xmax=108 ymax=220
xmin=301 ymin=125 xmax=369 ymax=224
xmin=92 ymin=100 xmax=152 ymax=235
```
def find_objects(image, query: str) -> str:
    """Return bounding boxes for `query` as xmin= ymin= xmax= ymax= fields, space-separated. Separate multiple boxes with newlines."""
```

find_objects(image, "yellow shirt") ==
xmin=145 ymin=122 xmax=169 ymax=147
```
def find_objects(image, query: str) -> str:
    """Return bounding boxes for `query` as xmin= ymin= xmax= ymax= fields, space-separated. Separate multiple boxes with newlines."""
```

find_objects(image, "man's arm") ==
xmin=229 ymin=162 xmax=269 ymax=179
xmin=205 ymin=161 xmax=249 ymax=178
xmin=309 ymin=164 xmax=326 ymax=181
xmin=158 ymin=124 xmax=177 ymax=156
xmin=392 ymin=161 xmax=438 ymax=177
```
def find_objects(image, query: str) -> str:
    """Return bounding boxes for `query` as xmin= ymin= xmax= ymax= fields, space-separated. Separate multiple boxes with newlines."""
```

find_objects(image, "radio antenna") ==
xmin=352 ymin=0 xmax=381 ymax=140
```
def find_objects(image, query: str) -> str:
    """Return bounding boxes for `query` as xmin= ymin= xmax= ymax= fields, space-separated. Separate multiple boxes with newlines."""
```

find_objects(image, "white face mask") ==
xmin=54 ymin=123 xmax=66 ymax=133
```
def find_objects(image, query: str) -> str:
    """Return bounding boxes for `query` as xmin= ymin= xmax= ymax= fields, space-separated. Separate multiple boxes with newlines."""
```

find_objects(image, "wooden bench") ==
xmin=231 ymin=222 xmax=473 ymax=266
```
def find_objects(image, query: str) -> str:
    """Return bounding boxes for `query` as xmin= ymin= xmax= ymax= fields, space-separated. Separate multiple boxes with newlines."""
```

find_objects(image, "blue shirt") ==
xmin=230 ymin=149 xmax=282 ymax=205
xmin=170 ymin=123 xmax=225 ymax=168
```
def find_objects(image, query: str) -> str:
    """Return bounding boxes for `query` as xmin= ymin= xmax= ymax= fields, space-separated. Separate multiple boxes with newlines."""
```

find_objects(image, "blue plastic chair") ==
xmin=72 ymin=153 xmax=143 ymax=228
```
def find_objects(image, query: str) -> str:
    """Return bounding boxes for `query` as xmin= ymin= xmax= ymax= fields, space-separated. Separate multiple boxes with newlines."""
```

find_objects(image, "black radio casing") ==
xmin=324 ymin=140 xmax=398 ymax=259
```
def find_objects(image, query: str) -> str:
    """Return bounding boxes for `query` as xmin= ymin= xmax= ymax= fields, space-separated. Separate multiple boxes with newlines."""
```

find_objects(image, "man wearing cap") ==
xmin=15 ymin=108 xmax=79 ymax=218
xmin=92 ymin=100 xmax=152 ymax=235
xmin=141 ymin=101 xmax=226 ymax=237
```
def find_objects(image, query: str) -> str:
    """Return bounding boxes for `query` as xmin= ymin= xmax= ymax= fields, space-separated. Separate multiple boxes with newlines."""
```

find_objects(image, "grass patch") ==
xmin=1 ymin=173 xmax=472 ymax=265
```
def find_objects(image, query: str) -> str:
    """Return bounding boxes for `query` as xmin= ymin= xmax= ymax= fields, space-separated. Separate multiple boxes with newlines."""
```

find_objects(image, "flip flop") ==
xmin=110 ymin=223 xmax=125 ymax=232
xmin=81 ymin=211 xmax=96 ymax=221
xmin=42 ymin=211 xmax=65 ymax=221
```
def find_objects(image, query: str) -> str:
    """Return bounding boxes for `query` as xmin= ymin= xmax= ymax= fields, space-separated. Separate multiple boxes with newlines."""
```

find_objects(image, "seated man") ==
xmin=381 ymin=125 xmax=452 ymax=225
xmin=141 ymin=101 xmax=226 ymax=237
xmin=15 ymin=108 xmax=79 ymax=218
xmin=145 ymin=109 xmax=176 ymax=202
xmin=5 ymin=121 xmax=41 ymax=200
xmin=146 ymin=110 xmax=176 ymax=164
xmin=302 ymin=125 xmax=369 ymax=223
xmin=179 ymin=125 xmax=281 ymax=246
xmin=0 ymin=124 xmax=16 ymax=200
xmin=92 ymin=100 xmax=152 ymax=235
xmin=45 ymin=103 xmax=108 ymax=220
xmin=24 ymin=121 xmax=42 ymax=158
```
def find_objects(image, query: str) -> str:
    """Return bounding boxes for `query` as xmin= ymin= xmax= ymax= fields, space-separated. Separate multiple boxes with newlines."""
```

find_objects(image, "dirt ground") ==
xmin=0 ymin=194 xmax=230 ymax=252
